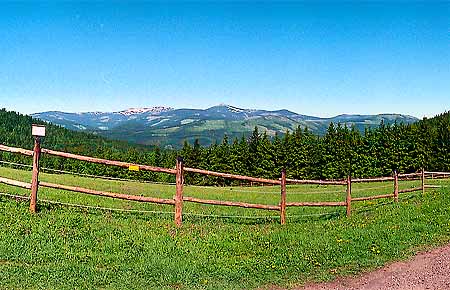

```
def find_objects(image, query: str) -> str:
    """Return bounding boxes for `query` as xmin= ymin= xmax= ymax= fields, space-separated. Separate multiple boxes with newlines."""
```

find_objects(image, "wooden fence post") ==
xmin=30 ymin=136 xmax=41 ymax=213
xmin=346 ymin=175 xmax=352 ymax=217
xmin=394 ymin=170 xmax=399 ymax=202
xmin=174 ymin=157 xmax=184 ymax=227
xmin=280 ymin=168 xmax=287 ymax=225
xmin=421 ymin=168 xmax=425 ymax=194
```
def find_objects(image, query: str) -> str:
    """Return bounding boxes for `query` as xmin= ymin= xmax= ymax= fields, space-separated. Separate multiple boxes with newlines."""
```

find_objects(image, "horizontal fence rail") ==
xmin=424 ymin=171 xmax=450 ymax=175
xmin=41 ymin=148 xmax=177 ymax=175
xmin=183 ymin=196 xmax=281 ymax=211
xmin=352 ymin=194 xmax=395 ymax=202
xmin=399 ymin=172 xmax=422 ymax=177
xmin=286 ymin=201 xmax=346 ymax=207
xmin=424 ymin=171 xmax=450 ymax=180
xmin=0 ymin=176 xmax=31 ymax=189
xmin=0 ymin=144 xmax=33 ymax=156
xmin=352 ymin=176 xmax=395 ymax=183
xmin=285 ymin=178 xmax=346 ymax=186
xmin=40 ymin=182 xmax=176 ymax=205
xmin=0 ymin=142 xmax=448 ymax=226
xmin=184 ymin=167 xmax=281 ymax=185
xmin=398 ymin=187 xmax=423 ymax=194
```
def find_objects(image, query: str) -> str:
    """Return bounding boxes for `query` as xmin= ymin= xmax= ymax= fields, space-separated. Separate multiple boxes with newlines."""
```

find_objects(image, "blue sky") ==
xmin=0 ymin=2 xmax=449 ymax=118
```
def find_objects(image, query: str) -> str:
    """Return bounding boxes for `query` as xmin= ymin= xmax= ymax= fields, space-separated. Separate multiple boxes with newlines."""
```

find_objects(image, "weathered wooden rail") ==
xmin=40 ymin=181 xmax=176 ymax=205
xmin=184 ymin=167 xmax=281 ymax=185
xmin=183 ymin=196 xmax=281 ymax=211
xmin=0 ymin=142 xmax=440 ymax=226
xmin=0 ymin=176 xmax=31 ymax=189
xmin=41 ymin=147 xmax=177 ymax=175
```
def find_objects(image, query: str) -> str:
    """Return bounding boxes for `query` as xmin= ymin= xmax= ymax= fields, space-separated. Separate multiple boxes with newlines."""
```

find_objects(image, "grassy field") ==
xmin=0 ymin=165 xmax=449 ymax=289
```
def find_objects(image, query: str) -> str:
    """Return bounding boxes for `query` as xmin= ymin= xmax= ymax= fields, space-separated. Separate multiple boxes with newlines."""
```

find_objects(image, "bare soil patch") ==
xmin=299 ymin=243 xmax=450 ymax=290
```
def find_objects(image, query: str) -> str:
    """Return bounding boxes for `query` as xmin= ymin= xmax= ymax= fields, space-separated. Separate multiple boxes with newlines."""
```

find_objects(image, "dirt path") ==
xmin=299 ymin=243 xmax=450 ymax=290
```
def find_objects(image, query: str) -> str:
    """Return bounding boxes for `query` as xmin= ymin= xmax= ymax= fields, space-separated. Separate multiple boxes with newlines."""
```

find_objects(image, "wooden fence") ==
xmin=0 ymin=141 xmax=442 ymax=226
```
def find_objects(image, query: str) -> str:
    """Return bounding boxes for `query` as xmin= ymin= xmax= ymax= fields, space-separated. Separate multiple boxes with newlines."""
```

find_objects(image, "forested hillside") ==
xmin=179 ymin=111 xmax=450 ymax=183
xmin=0 ymin=109 xmax=177 ymax=182
xmin=0 ymin=108 xmax=448 ymax=184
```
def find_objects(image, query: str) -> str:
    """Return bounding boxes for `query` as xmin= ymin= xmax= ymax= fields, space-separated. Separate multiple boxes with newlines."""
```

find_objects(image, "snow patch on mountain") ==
xmin=117 ymin=107 xmax=173 ymax=116
xmin=150 ymin=119 xmax=169 ymax=127
xmin=181 ymin=119 xmax=195 ymax=125
xmin=73 ymin=124 xmax=87 ymax=130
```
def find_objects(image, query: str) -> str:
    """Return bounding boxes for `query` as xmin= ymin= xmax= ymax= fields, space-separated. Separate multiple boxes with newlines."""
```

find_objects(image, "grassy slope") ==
xmin=0 ymin=166 xmax=449 ymax=289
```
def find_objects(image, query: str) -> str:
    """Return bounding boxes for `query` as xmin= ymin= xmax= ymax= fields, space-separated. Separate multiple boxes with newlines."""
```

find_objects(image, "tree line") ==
xmin=0 ymin=108 xmax=448 ymax=185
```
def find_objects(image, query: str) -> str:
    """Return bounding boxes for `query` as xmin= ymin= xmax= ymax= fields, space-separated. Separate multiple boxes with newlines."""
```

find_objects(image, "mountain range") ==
xmin=32 ymin=104 xmax=419 ymax=148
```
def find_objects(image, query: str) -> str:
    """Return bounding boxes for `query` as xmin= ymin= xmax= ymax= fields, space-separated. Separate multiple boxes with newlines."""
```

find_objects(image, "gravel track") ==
xmin=299 ymin=243 xmax=450 ymax=290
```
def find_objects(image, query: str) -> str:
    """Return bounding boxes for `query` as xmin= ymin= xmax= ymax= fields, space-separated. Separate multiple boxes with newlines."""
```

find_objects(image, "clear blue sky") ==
xmin=0 ymin=2 xmax=449 ymax=118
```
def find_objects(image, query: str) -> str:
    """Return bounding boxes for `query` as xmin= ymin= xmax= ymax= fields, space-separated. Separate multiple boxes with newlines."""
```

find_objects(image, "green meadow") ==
xmin=0 ymin=166 xmax=449 ymax=289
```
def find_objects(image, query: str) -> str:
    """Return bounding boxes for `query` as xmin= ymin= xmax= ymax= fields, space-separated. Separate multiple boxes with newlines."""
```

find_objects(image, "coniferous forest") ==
xmin=0 ymin=108 xmax=448 ymax=185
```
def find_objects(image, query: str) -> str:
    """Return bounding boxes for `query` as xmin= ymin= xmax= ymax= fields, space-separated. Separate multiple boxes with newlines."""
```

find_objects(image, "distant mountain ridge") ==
xmin=32 ymin=104 xmax=419 ymax=148
xmin=35 ymin=106 xmax=173 ymax=131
